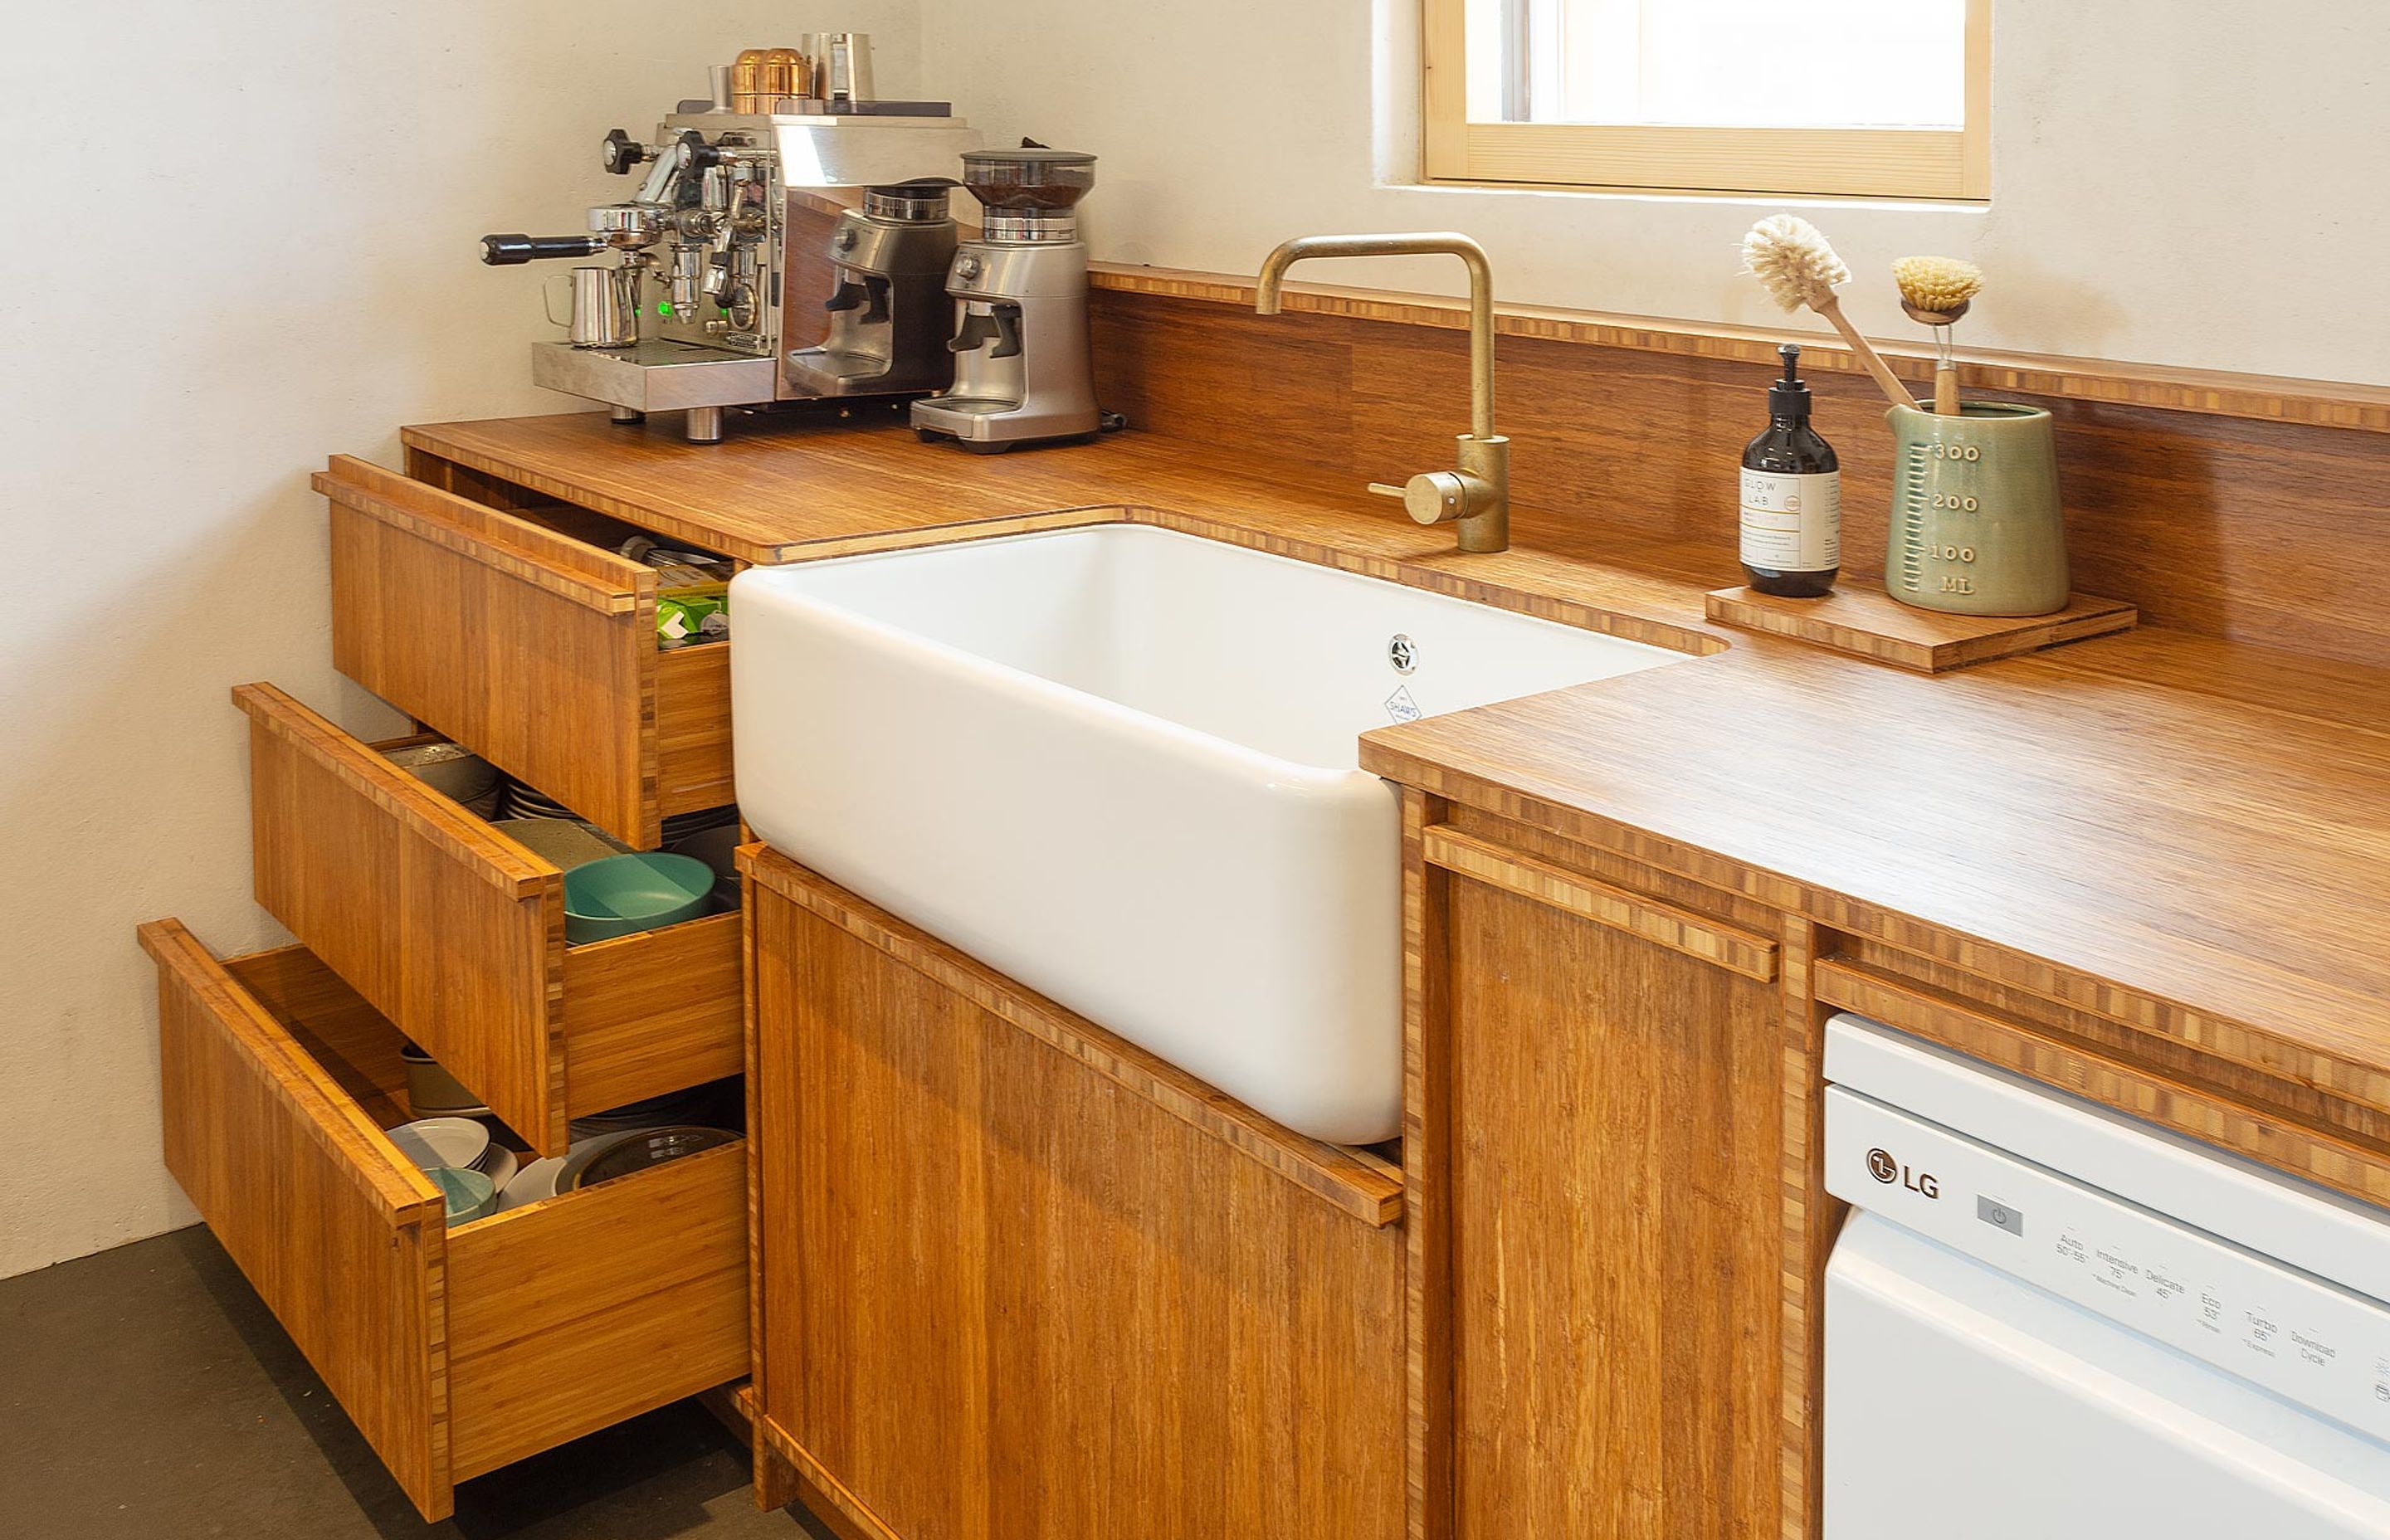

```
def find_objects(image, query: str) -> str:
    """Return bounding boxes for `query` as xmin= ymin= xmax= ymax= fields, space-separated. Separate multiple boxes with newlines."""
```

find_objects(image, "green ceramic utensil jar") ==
xmin=1885 ymin=402 xmax=2068 ymax=616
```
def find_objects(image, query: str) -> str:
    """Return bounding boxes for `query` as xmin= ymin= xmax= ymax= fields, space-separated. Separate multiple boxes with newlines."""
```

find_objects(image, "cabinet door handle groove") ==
xmin=1422 ymin=826 xmax=1779 ymax=982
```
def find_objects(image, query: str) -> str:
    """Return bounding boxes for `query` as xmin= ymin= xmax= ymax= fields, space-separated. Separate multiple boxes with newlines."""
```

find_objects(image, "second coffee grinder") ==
xmin=783 ymin=180 xmax=963 ymax=398
xmin=911 ymin=147 xmax=1105 ymax=451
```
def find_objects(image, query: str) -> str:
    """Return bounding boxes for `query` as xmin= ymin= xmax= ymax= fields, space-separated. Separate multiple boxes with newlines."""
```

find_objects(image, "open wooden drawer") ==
xmin=233 ymin=681 xmax=741 ymax=1155
xmin=139 ymin=920 xmax=749 ymax=1523
xmin=315 ymin=453 xmax=731 ymax=850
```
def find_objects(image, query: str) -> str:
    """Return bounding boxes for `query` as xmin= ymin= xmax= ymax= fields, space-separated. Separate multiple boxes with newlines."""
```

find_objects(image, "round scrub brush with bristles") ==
xmin=1893 ymin=255 xmax=1984 ymax=417
xmin=1741 ymin=213 xmax=1916 ymax=412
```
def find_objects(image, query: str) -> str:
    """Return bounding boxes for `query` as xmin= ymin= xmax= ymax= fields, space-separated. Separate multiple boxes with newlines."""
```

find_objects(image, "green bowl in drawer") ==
xmin=563 ymin=852 xmax=716 ymax=944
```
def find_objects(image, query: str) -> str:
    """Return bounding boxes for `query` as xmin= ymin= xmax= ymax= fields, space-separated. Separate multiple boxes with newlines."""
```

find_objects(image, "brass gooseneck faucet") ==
xmin=1255 ymin=232 xmax=1509 ymax=553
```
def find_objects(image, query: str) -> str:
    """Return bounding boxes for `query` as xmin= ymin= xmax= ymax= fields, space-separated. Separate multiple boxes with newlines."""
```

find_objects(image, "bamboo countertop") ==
xmin=399 ymin=411 xmax=2390 ymax=1094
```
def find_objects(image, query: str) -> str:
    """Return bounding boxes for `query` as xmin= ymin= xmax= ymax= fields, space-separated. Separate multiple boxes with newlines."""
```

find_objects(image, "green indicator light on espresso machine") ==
xmin=656 ymin=300 xmax=673 ymax=318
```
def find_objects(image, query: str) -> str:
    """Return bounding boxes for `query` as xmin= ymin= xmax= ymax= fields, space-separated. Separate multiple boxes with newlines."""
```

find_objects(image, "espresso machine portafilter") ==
xmin=482 ymin=127 xmax=781 ymax=442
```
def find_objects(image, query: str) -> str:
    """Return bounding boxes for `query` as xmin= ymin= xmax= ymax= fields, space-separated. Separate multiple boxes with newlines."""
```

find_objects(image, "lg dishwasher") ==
xmin=1822 ymin=1012 xmax=2390 ymax=1538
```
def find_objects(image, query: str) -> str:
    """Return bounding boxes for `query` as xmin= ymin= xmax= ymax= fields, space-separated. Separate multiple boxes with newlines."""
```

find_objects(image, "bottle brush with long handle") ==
xmin=1741 ymin=214 xmax=1915 ymax=412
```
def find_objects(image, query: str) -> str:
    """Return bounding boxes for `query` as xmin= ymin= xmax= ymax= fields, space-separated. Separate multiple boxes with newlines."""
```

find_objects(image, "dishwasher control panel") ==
xmin=1827 ymin=1085 xmax=2390 ymax=1443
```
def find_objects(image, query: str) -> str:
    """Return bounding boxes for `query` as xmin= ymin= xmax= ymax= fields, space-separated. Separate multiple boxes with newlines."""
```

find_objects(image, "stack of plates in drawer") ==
xmin=558 ymin=1125 xmax=738 ymax=1193
xmin=568 ymin=1081 xmax=736 ymax=1143
xmin=386 ymin=1116 xmax=519 ymax=1224
xmin=498 ymin=777 xmax=580 ymax=821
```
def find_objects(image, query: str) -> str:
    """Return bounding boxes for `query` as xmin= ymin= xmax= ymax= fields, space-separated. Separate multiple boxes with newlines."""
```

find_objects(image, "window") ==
xmin=1423 ymin=0 xmax=1989 ymax=200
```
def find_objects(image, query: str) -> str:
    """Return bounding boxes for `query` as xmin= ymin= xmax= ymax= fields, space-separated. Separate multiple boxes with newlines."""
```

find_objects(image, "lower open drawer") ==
xmin=140 ymin=919 xmax=749 ymax=1523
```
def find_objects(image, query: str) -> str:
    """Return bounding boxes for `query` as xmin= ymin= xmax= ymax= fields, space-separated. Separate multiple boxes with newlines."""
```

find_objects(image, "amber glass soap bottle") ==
xmin=1739 ymin=344 xmax=1841 ymax=597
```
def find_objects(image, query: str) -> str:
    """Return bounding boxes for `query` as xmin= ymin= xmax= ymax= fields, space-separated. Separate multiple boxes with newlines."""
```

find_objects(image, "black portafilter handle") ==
xmin=480 ymin=232 xmax=607 ymax=266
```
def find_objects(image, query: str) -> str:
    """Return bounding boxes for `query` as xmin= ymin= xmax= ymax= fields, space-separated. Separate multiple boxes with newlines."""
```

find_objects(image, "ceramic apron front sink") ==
xmin=730 ymin=523 xmax=1684 ymax=1143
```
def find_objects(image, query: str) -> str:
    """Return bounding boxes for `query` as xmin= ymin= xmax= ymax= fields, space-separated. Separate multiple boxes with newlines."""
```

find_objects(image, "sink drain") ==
xmin=1387 ymin=634 xmax=1418 ymax=675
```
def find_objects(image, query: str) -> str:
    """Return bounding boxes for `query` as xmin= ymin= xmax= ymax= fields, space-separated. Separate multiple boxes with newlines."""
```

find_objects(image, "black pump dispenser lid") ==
xmin=1769 ymin=343 xmax=1812 ymax=422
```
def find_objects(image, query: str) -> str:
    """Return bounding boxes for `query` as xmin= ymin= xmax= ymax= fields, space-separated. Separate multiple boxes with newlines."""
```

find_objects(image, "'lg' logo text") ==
xmin=1867 ymin=1147 xmax=1939 ymax=1200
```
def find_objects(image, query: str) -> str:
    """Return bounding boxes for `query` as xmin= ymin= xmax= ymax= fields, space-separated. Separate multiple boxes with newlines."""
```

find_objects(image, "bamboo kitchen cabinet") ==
xmin=1401 ymin=797 xmax=1797 ymax=1540
xmin=742 ymin=847 xmax=1409 ymax=1540
xmin=144 ymin=363 xmax=2389 ymax=1537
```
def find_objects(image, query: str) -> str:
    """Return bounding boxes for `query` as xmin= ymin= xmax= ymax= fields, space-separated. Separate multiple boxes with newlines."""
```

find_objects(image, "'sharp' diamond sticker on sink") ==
xmin=1384 ymin=685 xmax=1422 ymax=723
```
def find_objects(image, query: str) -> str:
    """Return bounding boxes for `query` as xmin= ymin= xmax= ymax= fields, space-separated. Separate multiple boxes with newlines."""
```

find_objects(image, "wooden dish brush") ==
xmin=1741 ymin=214 xmax=1914 ymax=412
xmin=1894 ymin=255 xmax=1984 ymax=416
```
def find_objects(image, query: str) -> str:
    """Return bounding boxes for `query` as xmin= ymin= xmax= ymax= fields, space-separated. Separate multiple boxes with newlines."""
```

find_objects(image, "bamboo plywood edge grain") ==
xmin=315 ymin=456 xmax=649 ymax=612
xmin=1422 ymin=825 xmax=1780 ymax=981
xmin=1090 ymin=265 xmax=2390 ymax=434
xmin=1402 ymin=789 xmax=1456 ymax=1540
xmin=232 ymin=684 xmax=554 ymax=897
xmin=1778 ymin=917 xmax=1836 ymax=1540
xmin=140 ymin=920 xmax=444 ymax=1217
xmin=144 ymin=919 xmax=455 ymax=1519
xmin=1705 ymin=582 xmax=2138 ymax=673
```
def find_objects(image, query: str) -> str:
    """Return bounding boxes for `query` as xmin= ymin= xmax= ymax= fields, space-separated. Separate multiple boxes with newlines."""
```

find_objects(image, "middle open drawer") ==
xmin=233 ymin=681 xmax=741 ymax=1155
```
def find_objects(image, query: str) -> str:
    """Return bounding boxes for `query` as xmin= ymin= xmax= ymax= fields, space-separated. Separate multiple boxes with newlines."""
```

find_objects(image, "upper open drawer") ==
xmin=233 ymin=682 xmax=741 ymax=1155
xmin=315 ymin=454 xmax=730 ymax=850
xmin=141 ymin=920 xmax=749 ymax=1523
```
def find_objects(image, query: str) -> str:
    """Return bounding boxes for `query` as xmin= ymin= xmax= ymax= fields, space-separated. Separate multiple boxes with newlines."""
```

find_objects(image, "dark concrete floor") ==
xmin=0 ymin=1227 xmax=827 ymax=1540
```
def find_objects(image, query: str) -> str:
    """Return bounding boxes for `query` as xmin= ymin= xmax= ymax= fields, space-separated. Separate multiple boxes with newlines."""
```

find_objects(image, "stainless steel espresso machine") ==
xmin=911 ymin=148 xmax=1105 ymax=452
xmin=480 ymin=60 xmax=981 ymax=442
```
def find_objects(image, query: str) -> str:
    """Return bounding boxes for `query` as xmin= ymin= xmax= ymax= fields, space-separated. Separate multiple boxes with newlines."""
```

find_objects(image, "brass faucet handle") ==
xmin=1369 ymin=471 xmax=1492 ymax=528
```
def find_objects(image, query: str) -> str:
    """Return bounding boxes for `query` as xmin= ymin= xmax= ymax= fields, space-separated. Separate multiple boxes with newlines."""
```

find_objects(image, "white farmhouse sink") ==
xmin=730 ymin=524 xmax=1684 ymax=1143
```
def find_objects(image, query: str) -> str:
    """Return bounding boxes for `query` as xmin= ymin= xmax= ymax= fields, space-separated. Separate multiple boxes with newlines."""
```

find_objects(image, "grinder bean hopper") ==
xmin=911 ymin=147 xmax=1104 ymax=452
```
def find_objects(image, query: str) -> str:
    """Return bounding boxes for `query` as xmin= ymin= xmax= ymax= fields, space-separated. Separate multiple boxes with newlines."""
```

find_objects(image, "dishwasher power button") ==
xmin=1978 ymin=1196 xmax=2026 ymax=1237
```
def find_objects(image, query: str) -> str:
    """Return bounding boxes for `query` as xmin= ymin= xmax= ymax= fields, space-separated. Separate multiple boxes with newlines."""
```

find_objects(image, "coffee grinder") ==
xmin=784 ymin=180 xmax=962 ymax=397
xmin=911 ymin=148 xmax=1103 ymax=451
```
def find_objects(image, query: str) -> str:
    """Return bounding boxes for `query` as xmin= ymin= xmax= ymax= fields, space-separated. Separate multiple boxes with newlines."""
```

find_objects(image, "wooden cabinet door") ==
xmin=1421 ymin=826 xmax=1788 ymax=1540
xmin=745 ymin=850 xmax=1407 ymax=1540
